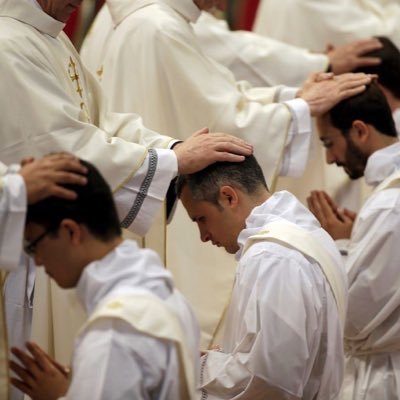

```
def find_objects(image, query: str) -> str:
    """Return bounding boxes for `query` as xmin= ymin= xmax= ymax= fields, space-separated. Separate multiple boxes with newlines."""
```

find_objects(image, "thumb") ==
xmin=21 ymin=157 xmax=35 ymax=167
xmin=337 ymin=209 xmax=353 ymax=224
xmin=193 ymin=127 xmax=209 ymax=136
xmin=343 ymin=208 xmax=357 ymax=220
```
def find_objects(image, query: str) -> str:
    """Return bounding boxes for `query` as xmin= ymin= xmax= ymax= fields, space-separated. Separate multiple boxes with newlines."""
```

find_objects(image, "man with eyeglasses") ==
xmin=307 ymin=83 xmax=400 ymax=399
xmin=0 ymin=153 xmax=87 ymax=400
xmin=9 ymin=159 xmax=199 ymax=400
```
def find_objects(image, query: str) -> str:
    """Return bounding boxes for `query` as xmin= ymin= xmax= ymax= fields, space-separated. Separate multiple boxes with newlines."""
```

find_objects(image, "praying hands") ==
xmin=10 ymin=342 xmax=70 ymax=400
xmin=307 ymin=190 xmax=356 ymax=240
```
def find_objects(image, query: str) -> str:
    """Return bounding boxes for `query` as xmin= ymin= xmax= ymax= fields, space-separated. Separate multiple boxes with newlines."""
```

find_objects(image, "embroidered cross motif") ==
xmin=68 ymin=57 xmax=91 ymax=123
xmin=96 ymin=65 xmax=104 ymax=82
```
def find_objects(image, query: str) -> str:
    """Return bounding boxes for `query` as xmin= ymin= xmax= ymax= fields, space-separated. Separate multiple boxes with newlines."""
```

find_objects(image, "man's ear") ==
xmin=219 ymin=185 xmax=239 ymax=208
xmin=59 ymin=219 xmax=82 ymax=245
xmin=351 ymin=120 xmax=370 ymax=144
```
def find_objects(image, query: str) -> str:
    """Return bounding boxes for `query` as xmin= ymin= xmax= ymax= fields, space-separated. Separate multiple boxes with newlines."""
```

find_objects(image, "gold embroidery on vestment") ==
xmin=68 ymin=57 xmax=91 ymax=123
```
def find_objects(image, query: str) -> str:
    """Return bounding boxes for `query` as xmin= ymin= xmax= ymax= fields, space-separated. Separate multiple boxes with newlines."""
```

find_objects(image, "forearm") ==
xmin=113 ymin=149 xmax=177 ymax=236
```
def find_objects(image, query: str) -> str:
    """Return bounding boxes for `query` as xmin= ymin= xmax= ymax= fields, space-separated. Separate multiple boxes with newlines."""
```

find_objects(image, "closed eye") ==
xmin=321 ymin=140 xmax=333 ymax=149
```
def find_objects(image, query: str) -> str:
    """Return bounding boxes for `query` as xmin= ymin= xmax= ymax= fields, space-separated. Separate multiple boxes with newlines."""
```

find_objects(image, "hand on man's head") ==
xmin=173 ymin=127 xmax=253 ymax=174
xmin=19 ymin=153 xmax=88 ymax=204
xmin=298 ymin=72 xmax=374 ymax=117
xmin=327 ymin=38 xmax=382 ymax=75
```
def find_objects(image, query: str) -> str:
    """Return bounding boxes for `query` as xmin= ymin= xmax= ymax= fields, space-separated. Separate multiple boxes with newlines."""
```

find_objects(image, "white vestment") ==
xmin=59 ymin=239 xmax=199 ymax=400
xmin=194 ymin=11 xmax=328 ymax=88
xmin=81 ymin=0 xmax=312 ymax=348
xmin=200 ymin=191 xmax=347 ymax=400
xmin=0 ymin=0 xmax=181 ymax=387
xmin=0 ymin=166 xmax=26 ymax=271
xmin=254 ymin=0 xmax=400 ymax=52
xmin=337 ymin=142 xmax=400 ymax=400
xmin=0 ymin=164 xmax=27 ymax=400
xmin=0 ymin=165 xmax=35 ymax=400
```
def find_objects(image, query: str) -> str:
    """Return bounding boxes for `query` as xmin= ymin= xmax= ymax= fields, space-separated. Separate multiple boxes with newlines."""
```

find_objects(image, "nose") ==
xmin=200 ymin=227 xmax=210 ymax=243
xmin=325 ymin=149 xmax=336 ymax=165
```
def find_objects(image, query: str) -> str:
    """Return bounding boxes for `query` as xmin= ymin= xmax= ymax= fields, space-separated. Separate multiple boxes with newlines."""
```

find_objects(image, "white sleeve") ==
xmin=344 ymin=191 xmax=400 ymax=346
xmin=279 ymin=98 xmax=312 ymax=177
xmin=200 ymin=251 xmax=323 ymax=399
xmin=66 ymin=318 xmax=180 ymax=400
xmin=0 ymin=35 xmax=176 ymax=238
xmin=194 ymin=12 xmax=329 ymax=88
xmin=113 ymin=148 xmax=177 ymax=236
xmin=0 ymin=172 xmax=26 ymax=271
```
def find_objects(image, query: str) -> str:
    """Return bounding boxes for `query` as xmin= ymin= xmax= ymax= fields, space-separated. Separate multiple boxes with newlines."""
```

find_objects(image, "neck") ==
xmin=242 ymin=189 xmax=271 ymax=220
xmin=379 ymin=85 xmax=400 ymax=113
xmin=81 ymin=236 xmax=124 ymax=267
xmin=371 ymin=134 xmax=399 ymax=155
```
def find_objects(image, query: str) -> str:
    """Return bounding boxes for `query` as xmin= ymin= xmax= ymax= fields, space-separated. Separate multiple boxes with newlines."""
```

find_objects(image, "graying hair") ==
xmin=176 ymin=155 xmax=268 ymax=207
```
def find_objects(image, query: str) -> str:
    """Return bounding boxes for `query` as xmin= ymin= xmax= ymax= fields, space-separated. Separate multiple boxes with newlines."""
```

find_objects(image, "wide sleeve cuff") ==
xmin=277 ymin=87 xmax=299 ymax=102
xmin=279 ymin=98 xmax=312 ymax=177
xmin=0 ymin=173 xmax=26 ymax=271
xmin=113 ymin=149 xmax=178 ymax=236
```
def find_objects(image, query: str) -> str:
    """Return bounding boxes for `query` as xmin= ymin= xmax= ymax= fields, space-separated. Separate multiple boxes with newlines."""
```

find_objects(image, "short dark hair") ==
xmin=176 ymin=155 xmax=268 ymax=207
xmin=329 ymin=82 xmax=397 ymax=137
xmin=26 ymin=160 xmax=122 ymax=241
xmin=354 ymin=36 xmax=400 ymax=99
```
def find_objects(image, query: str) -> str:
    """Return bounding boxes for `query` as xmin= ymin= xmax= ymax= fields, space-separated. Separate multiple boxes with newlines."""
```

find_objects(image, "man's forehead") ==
xmin=180 ymin=186 xmax=214 ymax=215
xmin=180 ymin=186 xmax=200 ymax=211
xmin=317 ymin=114 xmax=337 ymax=138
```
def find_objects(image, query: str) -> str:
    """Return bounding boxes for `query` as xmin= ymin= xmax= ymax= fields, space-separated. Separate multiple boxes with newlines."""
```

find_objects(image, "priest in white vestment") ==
xmin=308 ymin=84 xmax=400 ymax=399
xmin=80 ymin=0 xmax=370 ymax=348
xmin=194 ymin=11 xmax=382 ymax=88
xmin=0 ymin=0 xmax=252 ymax=382
xmin=10 ymin=160 xmax=200 ymax=400
xmin=176 ymin=155 xmax=347 ymax=399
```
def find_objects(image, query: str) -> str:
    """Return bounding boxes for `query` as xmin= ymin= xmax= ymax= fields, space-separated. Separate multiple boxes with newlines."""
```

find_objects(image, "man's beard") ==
xmin=341 ymin=137 xmax=369 ymax=180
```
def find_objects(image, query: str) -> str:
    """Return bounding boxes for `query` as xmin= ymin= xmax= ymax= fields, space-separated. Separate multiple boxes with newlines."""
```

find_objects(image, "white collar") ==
xmin=77 ymin=240 xmax=174 ymax=315
xmin=364 ymin=142 xmax=400 ymax=187
xmin=106 ymin=0 xmax=201 ymax=26
xmin=0 ymin=0 xmax=65 ymax=38
xmin=235 ymin=191 xmax=321 ymax=260
xmin=393 ymin=108 xmax=400 ymax=137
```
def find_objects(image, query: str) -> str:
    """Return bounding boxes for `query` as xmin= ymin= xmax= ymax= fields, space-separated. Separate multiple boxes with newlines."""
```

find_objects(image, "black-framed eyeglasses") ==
xmin=24 ymin=226 xmax=59 ymax=257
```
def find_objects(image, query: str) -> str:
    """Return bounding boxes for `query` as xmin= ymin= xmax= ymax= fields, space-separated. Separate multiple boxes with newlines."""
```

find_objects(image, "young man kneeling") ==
xmin=11 ymin=160 xmax=199 ymax=400
xmin=177 ymin=155 xmax=347 ymax=400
